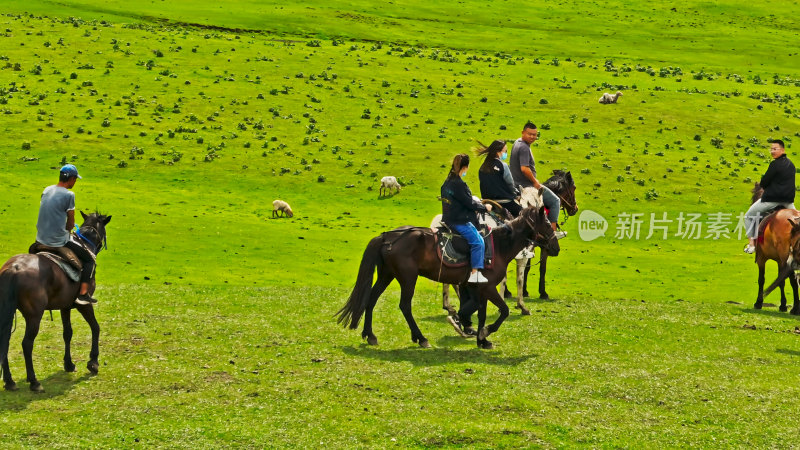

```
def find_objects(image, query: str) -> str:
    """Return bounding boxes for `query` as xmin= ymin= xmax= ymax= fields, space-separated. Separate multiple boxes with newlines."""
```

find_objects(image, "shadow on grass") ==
xmin=0 ymin=371 xmax=93 ymax=411
xmin=739 ymin=306 xmax=800 ymax=321
xmin=340 ymin=344 xmax=536 ymax=367
xmin=776 ymin=348 xmax=800 ymax=357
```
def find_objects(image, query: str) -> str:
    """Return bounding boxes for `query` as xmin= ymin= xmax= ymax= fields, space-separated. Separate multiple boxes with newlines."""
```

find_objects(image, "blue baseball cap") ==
xmin=60 ymin=164 xmax=82 ymax=179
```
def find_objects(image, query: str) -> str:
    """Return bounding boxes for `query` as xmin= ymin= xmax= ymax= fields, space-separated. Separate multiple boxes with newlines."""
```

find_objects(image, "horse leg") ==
xmin=21 ymin=315 xmax=43 ymax=392
xmin=754 ymin=262 xmax=765 ymax=309
xmin=397 ymin=277 xmax=429 ymax=348
xmin=777 ymin=261 xmax=789 ymax=312
xmin=442 ymin=283 xmax=456 ymax=316
xmin=791 ymin=273 xmax=800 ymax=315
xmin=478 ymin=288 xmax=509 ymax=350
xmin=1 ymin=355 xmax=15 ymax=391
xmin=77 ymin=305 xmax=100 ymax=374
xmin=516 ymin=257 xmax=530 ymax=315
xmin=475 ymin=293 xmax=492 ymax=349
xmin=61 ymin=308 xmax=76 ymax=372
xmin=522 ymin=259 xmax=531 ymax=297
xmin=539 ymin=251 xmax=550 ymax=300
xmin=362 ymin=272 xmax=393 ymax=346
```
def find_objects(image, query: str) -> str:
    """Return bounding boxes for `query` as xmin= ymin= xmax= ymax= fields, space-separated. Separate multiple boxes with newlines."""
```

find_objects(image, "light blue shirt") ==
xmin=36 ymin=185 xmax=75 ymax=246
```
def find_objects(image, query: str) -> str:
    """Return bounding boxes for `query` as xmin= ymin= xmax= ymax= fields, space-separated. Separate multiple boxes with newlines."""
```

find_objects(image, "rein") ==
xmin=75 ymin=223 xmax=108 ymax=254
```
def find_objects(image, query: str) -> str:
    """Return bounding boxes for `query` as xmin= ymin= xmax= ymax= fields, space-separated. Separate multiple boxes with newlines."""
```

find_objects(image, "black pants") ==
xmin=65 ymin=240 xmax=95 ymax=283
xmin=503 ymin=200 xmax=523 ymax=217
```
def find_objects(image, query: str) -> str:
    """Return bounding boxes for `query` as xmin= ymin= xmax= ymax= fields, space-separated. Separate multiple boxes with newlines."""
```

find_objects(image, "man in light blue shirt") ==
xmin=36 ymin=164 xmax=98 ymax=305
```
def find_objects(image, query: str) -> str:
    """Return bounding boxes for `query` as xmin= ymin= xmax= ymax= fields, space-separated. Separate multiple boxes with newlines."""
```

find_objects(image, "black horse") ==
xmin=521 ymin=170 xmax=579 ymax=300
xmin=337 ymin=206 xmax=559 ymax=349
xmin=0 ymin=212 xmax=111 ymax=392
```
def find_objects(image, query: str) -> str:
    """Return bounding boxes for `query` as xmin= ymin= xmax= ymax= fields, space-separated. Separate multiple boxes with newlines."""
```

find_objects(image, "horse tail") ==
xmin=336 ymin=235 xmax=384 ymax=329
xmin=0 ymin=268 xmax=19 ymax=369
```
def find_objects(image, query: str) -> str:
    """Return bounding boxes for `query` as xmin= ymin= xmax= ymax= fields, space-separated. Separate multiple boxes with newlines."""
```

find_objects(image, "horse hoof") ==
xmin=447 ymin=316 xmax=469 ymax=338
xmin=540 ymin=293 xmax=550 ymax=300
xmin=419 ymin=339 xmax=431 ymax=349
xmin=64 ymin=362 xmax=76 ymax=373
xmin=462 ymin=327 xmax=478 ymax=337
xmin=367 ymin=336 xmax=378 ymax=346
xmin=478 ymin=327 xmax=490 ymax=340
xmin=791 ymin=309 xmax=800 ymax=316
xmin=477 ymin=339 xmax=494 ymax=350
xmin=520 ymin=308 xmax=531 ymax=316
xmin=754 ymin=302 xmax=763 ymax=310
xmin=4 ymin=382 xmax=18 ymax=391
xmin=30 ymin=382 xmax=44 ymax=393
xmin=780 ymin=306 xmax=789 ymax=313
xmin=87 ymin=361 xmax=99 ymax=375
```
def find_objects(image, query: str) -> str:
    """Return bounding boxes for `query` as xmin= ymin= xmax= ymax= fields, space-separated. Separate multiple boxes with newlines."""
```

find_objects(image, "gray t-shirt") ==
xmin=36 ymin=185 xmax=75 ymax=246
xmin=509 ymin=138 xmax=537 ymax=188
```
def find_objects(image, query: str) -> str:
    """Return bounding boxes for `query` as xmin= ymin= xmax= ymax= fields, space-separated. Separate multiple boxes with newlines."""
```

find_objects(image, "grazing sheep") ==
xmin=272 ymin=199 xmax=293 ymax=218
xmin=379 ymin=176 xmax=402 ymax=196
xmin=598 ymin=91 xmax=623 ymax=104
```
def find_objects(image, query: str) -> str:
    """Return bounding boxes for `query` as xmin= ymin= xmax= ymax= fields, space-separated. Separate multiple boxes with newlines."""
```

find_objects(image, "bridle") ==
xmin=523 ymin=210 xmax=555 ymax=248
xmin=75 ymin=222 xmax=108 ymax=255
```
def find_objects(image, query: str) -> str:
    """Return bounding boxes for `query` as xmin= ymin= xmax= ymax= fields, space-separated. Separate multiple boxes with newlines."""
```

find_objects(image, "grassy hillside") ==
xmin=1 ymin=3 xmax=800 ymax=447
xmin=5 ymin=0 xmax=800 ymax=73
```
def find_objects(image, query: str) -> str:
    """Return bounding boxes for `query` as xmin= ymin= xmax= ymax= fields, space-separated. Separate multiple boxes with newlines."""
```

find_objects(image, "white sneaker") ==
xmin=555 ymin=230 xmax=567 ymax=240
xmin=743 ymin=244 xmax=755 ymax=254
xmin=468 ymin=271 xmax=489 ymax=284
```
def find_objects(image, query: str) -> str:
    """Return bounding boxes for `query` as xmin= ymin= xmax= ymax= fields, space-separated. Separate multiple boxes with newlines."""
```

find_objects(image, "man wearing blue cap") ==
xmin=36 ymin=164 xmax=98 ymax=305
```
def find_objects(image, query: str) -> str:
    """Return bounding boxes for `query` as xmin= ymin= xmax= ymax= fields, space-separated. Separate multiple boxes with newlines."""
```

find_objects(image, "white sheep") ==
xmin=379 ymin=176 xmax=402 ymax=196
xmin=598 ymin=91 xmax=623 ymax=104
xmin=272 ymin=199 xmax=294 ymax=218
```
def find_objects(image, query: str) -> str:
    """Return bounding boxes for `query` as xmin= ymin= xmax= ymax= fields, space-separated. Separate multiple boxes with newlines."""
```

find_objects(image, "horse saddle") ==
xmin=757 ymin=208 xmax=786 ymax=244
xmin=29 ymin=242 xmax=82 ymax=282
xmin=434 ymin=225 xmax=494 ymax=268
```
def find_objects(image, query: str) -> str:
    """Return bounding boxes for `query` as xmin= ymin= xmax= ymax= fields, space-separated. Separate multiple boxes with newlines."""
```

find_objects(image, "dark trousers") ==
xmin=65 ymin=240 xmax=95 ymax=283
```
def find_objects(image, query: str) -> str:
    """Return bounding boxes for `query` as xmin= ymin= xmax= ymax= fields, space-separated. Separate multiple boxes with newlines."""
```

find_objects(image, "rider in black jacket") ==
xmin=478 ymin=140 xmax=522 ymax=217
xmin=441 ymin=154 xmax=491 ymax=283
xmin=744 ymin=139 xmax=796 ymax=253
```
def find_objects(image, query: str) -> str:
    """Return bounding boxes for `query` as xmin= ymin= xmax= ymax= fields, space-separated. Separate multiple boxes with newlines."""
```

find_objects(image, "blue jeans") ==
xmin=541 ymin=186 xmax=560 ymax=224
xmin=452 ymin=222 xmax=484 ymax=269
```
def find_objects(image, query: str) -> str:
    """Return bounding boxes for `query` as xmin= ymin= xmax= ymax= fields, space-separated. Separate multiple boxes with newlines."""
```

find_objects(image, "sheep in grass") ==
xmin=379 ymin=176 xmax=402 ymax=196
xmin=272 ymin=199 xmax=293 ymax=218
xmin=599 ymin=91 xmax=623 ymax=104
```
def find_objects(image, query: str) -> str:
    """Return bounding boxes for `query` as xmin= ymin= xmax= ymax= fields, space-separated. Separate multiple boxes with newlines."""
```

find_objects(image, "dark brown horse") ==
xmin=337 ymin=206 xmax=559 ymax=349
xmin=764 ymin=215 xmax=800 ymax=308
xmin=523 ymin=170 xmax=579 ymax=300
xmin=749 ymin=182 xmax=800 ymax=314
xmin=0 ymin=212 xmax=111 ymax=392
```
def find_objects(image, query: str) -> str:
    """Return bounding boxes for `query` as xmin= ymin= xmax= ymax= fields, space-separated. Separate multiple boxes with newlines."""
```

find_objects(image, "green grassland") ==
xmin=0 ymin=1 xmax=799 ymax=446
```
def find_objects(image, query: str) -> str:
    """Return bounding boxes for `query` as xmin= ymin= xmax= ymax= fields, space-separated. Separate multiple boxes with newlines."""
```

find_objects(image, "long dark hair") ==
xmin=449 ymin=153 xmax=470 ymax=178
xmin=477 ymin=140 xmax=506 ymax=173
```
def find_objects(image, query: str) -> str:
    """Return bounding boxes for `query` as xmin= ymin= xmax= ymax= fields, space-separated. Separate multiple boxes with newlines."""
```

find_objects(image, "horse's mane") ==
xmin=751 ymin=182 xmax=763 ymax=205
xmin=519 ymin=186 xmax=543 ymax=209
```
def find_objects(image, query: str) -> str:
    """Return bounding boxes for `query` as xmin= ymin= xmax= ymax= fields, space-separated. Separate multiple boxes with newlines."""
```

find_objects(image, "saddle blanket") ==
xmin=435 ymin=228 xmax=494 ymax=269
xmin=28 ymin=242 xmax=82 ymax=282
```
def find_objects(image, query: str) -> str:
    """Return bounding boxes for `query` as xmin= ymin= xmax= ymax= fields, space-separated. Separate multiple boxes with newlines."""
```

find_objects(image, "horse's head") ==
xmin=546 ymin=170 xmax=579 ymax=216
xmin=764 ymin=216 xmax=800 ymax=296
xmin=79 ymin=211 xmax=112 ymax=253
xmin=521 ymin=206 xmax=560 ymax=256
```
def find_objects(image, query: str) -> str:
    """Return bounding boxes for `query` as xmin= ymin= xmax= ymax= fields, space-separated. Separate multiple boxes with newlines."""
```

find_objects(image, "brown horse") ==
xmin=755 ymin=209 xmax=800 ymax=314
xmin=337 ymin=206 xmax=559 ymax=349
xmin=749 ymin=181 xmax=800 ymax=313
xmin=0 ymin=212 xmax=111 ymax=392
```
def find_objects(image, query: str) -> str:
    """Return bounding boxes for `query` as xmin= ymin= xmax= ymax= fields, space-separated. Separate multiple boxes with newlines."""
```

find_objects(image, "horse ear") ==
xmin=789 ymin=217 xmax=800 ymax=234
xmin=80 ymin=211 xmax=88 ymax=220
xmin=537 ymin=187 xmax=544 ymax=197
xmin=104 ymin=215 xmax=112 ymax=225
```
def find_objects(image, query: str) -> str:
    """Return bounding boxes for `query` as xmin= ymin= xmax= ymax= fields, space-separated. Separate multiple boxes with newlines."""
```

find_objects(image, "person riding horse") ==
xmin=510 ymin=121 xmax=566 ymax=239
xmin=744 ymin=139 xmax=796 ymax=254
xmin=36 ymin=164 xmax=98 ymax=304
xmin=478 ymin=140 xmax=521 ymax=218
xmin=441 ymin=153 xmax=492 ymax=284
